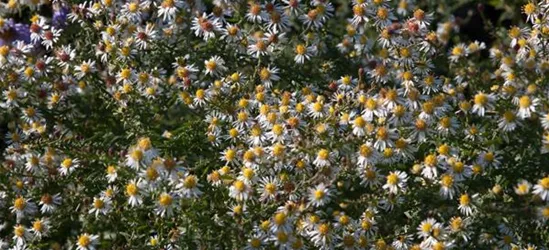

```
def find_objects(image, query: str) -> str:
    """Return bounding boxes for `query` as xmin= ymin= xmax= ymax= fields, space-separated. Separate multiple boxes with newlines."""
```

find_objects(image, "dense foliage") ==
xmin=1 ymin=0 xmax=549 ymax=249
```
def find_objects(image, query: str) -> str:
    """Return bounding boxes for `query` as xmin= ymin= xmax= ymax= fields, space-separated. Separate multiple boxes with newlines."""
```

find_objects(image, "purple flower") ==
xmin=0 ymin=19 xmax=30 ymax=46
xmin=52 ymin=5 xmax=70 ymax=29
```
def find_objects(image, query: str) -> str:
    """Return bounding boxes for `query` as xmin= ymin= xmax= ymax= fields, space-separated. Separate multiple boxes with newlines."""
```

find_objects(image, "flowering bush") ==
xmin=1 ymin=0 xmax=549 ymax=249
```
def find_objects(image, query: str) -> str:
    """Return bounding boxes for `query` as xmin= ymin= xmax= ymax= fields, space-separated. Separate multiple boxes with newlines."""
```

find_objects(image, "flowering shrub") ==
xmin=1 ymin=0 xmax=549 ymax=249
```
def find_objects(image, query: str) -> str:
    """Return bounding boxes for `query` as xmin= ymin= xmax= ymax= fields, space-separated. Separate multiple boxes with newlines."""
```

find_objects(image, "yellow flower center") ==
xmin=250 ymin=126 xmax=262 ymax=137
xmin=159 ymin=193 xmax=173 ymax=206
xmin=265 ymin=183 xmax=276 ymax=194
xmin=523 ymin=3 xmax=536 ymax=15
xmin=250 ymin=238 xmax=261 ymax=247
xmin=422 ymin=101 xmax=434 ymax=114
xmin=242 ymin=167 xmax=254 ymax=179
xmin=343 ymin=235 xmax=355 ymax=247
xmin=509 ymin=26 xmax=521 ymax=38
xmin=376 ymin=127 xmax=388 ymax=140
xmin=233 ymin=180 xmax=245 ymax=192
xmin=459 ymin=194 xmax=470 ymax=205
xmin=0 ymin=45 xmax=9 ymax=57
xmin=146 ymin=167 xmax=158 ymax=180
xmin=237 ymin=111 xmax=248 ymax=121
xmin=414 ymin=9 xmax=425 ymax=20
xmin=314 ymin=189 xmax=325 ymax=200
xmin=377 ymin=7 xmax=388 ymax=19
xmin=438 ymin=144 xmax=450 ymax=155
xmin=272 ymin=144 xmax=285 ymax=157
xmin=484 ymin=152 xmax=494 ymax=162
xmin=503 ymin=111 xmax=516 ymax=122
xmin=450 ymin=217 xmax=462 ymax=231
xmin=441 ymin=175 xmax=454 ymax=187
xmin=78 ymin=235 xmax=91 ymax=247
xmin=366 ymin=98 xmax=377 ymax=110
xmin=14 ymin=226 xmax=25 ymax=237
xmin=183 ymin=175 xmax=197 ymax=188
xmin=540 ymin=177 xmax=549 ymax=189
xmin=33 ymin=220 xmax=43 ymax=231
xmin=126 ymin=183 xmax=138 ymax=196
xmin=225 ymin=149 xmax=236 ymax=161
xmin=259 ymin=68 xmax=271 ymax=81
xmin=94 ymin=199 xmax=104 ymax=209
xmin=425 ymin=154 xmax=437 ymax=166
xmin=295 ymin=44 xmax=306 ymax=55
xmin=519 ymin=95 xmax=531 ymax=108
xmin=453 ymin=162 xmax=464 ymax=173
xmin=432 ymin=242 xmax=445 ymax=250
xmin=318 ymin=149 xmax=329 ymax=160
xmin=205 ymin=60 xmax=217 ymax=70
xmin=62 ymin=158 xmax=73 ymax=168
xmin=474 ymin=93 xmax=488 ymax=105
xmin=421 ymin=223 xmax=433 ymax=233
xmin=354 ymin=117 xmax=366 ymax=128
xmin=131 ymin=149 xmax=143 ymax=161
xmin=14 ymin=197 xmax=26 ymax=210
xmin=128 ymin=2 xmax=139 ymax=12
xmin=542 ymin=207 xmax=549 ymax=218
xmin=318 ymin=223 xmax=330 ymax=235
xmin=387 ymin=173 xmax=399 ymax=185
xmin=274 ymin=212 xmax=286 ymax=225
xmin=229 ymin=128 xmax=239 ymax=138
xmin=452 ymin=46 xmax=464 ymax=56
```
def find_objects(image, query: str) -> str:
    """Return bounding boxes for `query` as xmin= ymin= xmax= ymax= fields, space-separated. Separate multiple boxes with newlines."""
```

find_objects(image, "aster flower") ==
xmin=191 ymin=13 xmax=221 ymax=41
xmin=76 ymin=233 xmax=99 ymax=250
xmin=294 ymin=44 xmax=313 ymax=64
xmin=229 ymin=180 xmax=252 ymax=201
xmin=515 ymin=95 xmax=539 ymax=119
xmin=383 ymin=171 xmax=408 ymax=194
xmin=308 ymin=183 xmax=332 ymax=207
xmin=533 ymin=176 xmax=549 ymax=201
xmin=204 ymin=55 xmax=227 ymax=77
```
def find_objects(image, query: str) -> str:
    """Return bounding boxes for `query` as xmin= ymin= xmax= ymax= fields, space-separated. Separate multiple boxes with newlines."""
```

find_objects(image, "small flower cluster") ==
xmin=1 ymin=0 xmax=549 ymax=249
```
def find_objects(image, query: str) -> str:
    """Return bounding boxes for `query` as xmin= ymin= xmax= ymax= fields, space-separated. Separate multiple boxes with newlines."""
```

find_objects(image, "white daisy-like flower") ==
xmin=439 ymin=174 xmax=458 ymax=200
xmin=30 ymin=218 xmax=50 ymax=238
xmin=191 ymin=13 xmax=221 ymax=41
xmin=12 ymin=224 xmax=32 ymax=247
xmin=313 ymin=149 xmax=332 ymax=168
xmin=229 ymin=180 xmax=252 ymax=201
xmin=472 ymin=92 xmax=495 ymax=117
xmin=39 ymin=193 xmax=62 ymax=214
xmin=258 ymin=66 xmax=280 ymax=89
xmin=58 ymin=157 xmax=79 ymax=176
xmin=125 ymin=179 xmax=146 ymax=207
xmin=10 ymin=196 xmax=37 ymax=223
xmin=514 ymin=180 xmax=531 ymax=195
xmin=383 ymin=171 xmax=408 ymax=194
xmin=258 ymin=176 xmax=279 ymax=202
xmin=294 ymin=44 xmax=313 ymax=64
xmin=155 ymin=192 xmax=176 ymax=218
xmin=533 ymin=176 xmax=549 ymax=201
xmin=176 ymin=174 xmax=203 ymax=198
xmin=308 ymin=183 xmax=332 ymax=207
xmin=156 ymin=0 xmax=185 ymax=21
xmin=89 ymin=196 xmax=112 ymax=217
xmin=515 ymin=95 xmax=539 ymax=119
xmin=204 ymin=55 xmax=227 ymax=77
xmin=356 ymin=142 xmax=379 ymax=166
xmin=74 ymin=60 xmax=96 ymax=79
xmin=76 ymin=233 xmax=99 ymax=250
xmin=458 ymin=193 xmax=474 ymax=216
xmin=134 ymin=23 xmax=157 ymax=50
xmin=449 ymin=43 xmax=469 ymax=62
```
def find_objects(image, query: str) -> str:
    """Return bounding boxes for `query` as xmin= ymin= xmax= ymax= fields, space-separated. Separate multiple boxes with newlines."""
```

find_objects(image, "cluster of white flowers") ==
xmin=1 ymin=0 xmax=549 ymax=249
